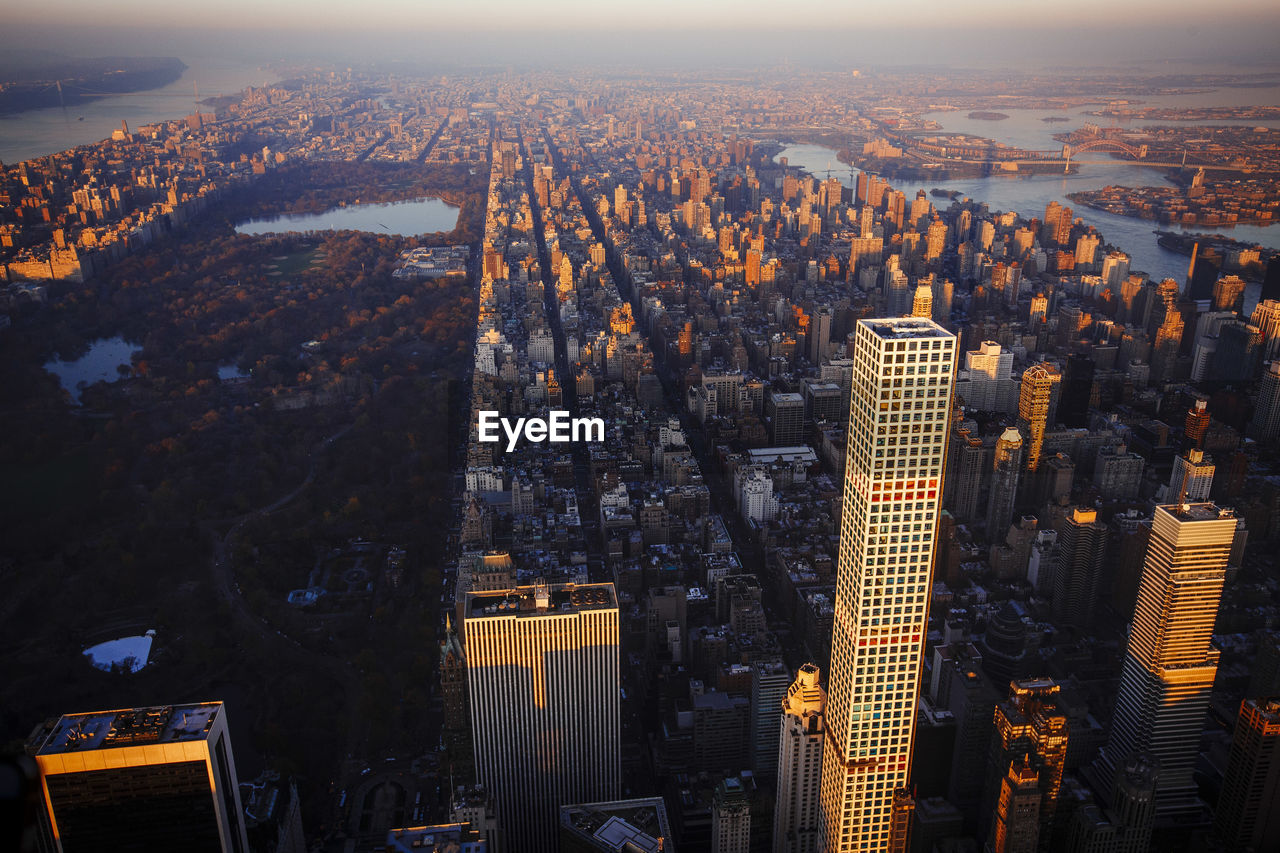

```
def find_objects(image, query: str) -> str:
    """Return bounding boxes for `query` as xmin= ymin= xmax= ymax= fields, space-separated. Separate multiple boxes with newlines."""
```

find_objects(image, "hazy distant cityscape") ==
xmin=3 ymin=13 xmax=1280 ymax=853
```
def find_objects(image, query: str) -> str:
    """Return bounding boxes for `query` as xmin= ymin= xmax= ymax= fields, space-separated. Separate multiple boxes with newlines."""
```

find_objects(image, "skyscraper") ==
xmin=773 ymin=664 xmax=826 ymax=853
xmin=1051 ymin=508 xmax=1109 ymax=630
xmin=1214 ymin=697 xmax=1280 ymax=850
xmin=31 ymin=702 xmax=249 ymax=852
xmin=1168 ymin=449 xmax=1214 ymax=502
xmin=985 ymin=427 xmax=1024 ymax=535
xmin=821 ymin=317 xmax=956 ymax=852
xmin=982 ymin=678 xmax=1070 ymax=849
xmin=1018 ymin=364 xmax=1061 ymax=472
xmin=1249 ymin=361 xmax=1280 ymax=442
xmin=712 ymin=777 xmax=752 ymax=853
xmin=751 ymin=658 xmax=793 ymax=777
xmin=465 ymin=581 xmax=620 ymax=852
xmin=1092 ymin=503 xmax=1235 ymax=820
xmin=963 ymin=341 xmax=1014 ymax=413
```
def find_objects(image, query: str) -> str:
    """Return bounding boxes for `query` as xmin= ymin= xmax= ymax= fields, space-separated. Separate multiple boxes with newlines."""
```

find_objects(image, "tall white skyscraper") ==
xmin=774 ymin=664 xmax=826 ymax=853
xmin=465 ymin=581 xmax=620 ymax=853
xmin=32 ymin=702 xmax=249 ymax=852
xmin=1093 ymin=503 xmax=1235 ymax=821
xmin=821 ymin=317 xmax=957 ymax=851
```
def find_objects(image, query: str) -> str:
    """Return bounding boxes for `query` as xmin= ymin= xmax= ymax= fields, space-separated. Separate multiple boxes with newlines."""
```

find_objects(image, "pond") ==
xmin=83 ymin=629 xmax=156 ymax=674
xmin=235 ymin=197 xmax=460 ymax=237
xmin=44 ymin=336 xmax=141 ymax=405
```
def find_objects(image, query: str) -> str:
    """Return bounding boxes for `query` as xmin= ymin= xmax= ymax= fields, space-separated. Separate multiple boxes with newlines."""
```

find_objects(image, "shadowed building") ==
xmin=30 ymin=702 xmax=249 ymax=853
xmin=1092 ymin=504 xmax=1235 ymax=822
xmin=465 ymin=582 xmax=620 ymax=853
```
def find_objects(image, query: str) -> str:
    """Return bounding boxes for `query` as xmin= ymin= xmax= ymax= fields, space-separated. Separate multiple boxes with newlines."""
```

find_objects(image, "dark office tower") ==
xmin=1186 ymin=242 xmax=1222 ymax=302
xmin=979 ymin=602 xmax=1034 ymax=688
xmin=1251 ymin=361 xmax=1280 ymax=442
xmin=1093 ymin=503 xmax=1235 ymax=821
xmin=1214 ymin=698 xmax=1280 ymax=850
xmin=1184 ymin=399 xmax=1210 ymax=448
xmin=986 ymin=427 xmax=1024 ymax=535
xmin=1059 ymin=355 xmax=1094 ymax=428
xmin=1263 ymin=255 xmax=1280 ymax=303
xmin=1210 ymin=321 xmax=1264 ymax=382
xmin=982 ymin=679 xmax=1070 ymax=850
xmin=751 ymin=658 xmax=791 ymax=778
xmin=1066 ymin=754 xmax=1158 ymax=853
xmin=31 ymin=702 xmax=249 ymax=852
xmin=767 ymin=392 xmax=806 ymax=446
xmin=946 ymin=666 xmax=1001 ymax=832
xmin=1248 ymin=632 xmax=1280 ymax=699
xmin=948 ymin=426 xmax=986 ymax=522
xmin=1051 ymin=508 xmax=1109 ymax=630
xmin=807 ymin=307 xmax=832 ymax=365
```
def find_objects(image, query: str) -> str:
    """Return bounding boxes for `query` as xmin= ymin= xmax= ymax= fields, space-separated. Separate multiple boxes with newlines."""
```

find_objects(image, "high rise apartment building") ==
xmin=1092 ymin=503 xmax=1235 ymax=821
xmin=773 ymin=664 xmax=826 ymax=853
xmin=465 ymin=582 xmax=621 ymax=853
xmin=31 ymin=702 xmax=249 ymax=853
xmin=1214 ymin=697 xmax=1280 ymax=850
xmin=821 ymin=317 xmax=956 ymax=851
xmin=1018 ymin=364 xmax=1061 ymax=472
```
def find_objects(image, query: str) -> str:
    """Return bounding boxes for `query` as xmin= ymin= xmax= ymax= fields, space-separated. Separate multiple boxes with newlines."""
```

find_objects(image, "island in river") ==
xmin=967 ymin=111 xmax=1009 ymax=121
xmin=0 ymin=54 xmax=187 ymax=115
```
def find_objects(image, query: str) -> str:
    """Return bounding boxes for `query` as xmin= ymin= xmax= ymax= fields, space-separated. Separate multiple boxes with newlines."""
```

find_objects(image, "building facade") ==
xmin=821 ymin=317 xmax=956 ymax=851
xmin=773 ymin=664 xmax=826 ymax=853
xmin=1092 ymin=503 xmax=1235 ymax=820
xmin=32 ymin=702 xmax=249 ymax=853
xmin=465 ymin=582 xmax=621 ymax=853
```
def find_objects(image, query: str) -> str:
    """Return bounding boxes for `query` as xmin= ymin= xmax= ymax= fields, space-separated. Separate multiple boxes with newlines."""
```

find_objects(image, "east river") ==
xmin=776 ymin=86 xmax=1280 ymax=314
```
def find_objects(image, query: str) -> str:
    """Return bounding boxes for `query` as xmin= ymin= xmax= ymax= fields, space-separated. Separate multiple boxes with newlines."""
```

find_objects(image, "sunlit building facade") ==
xmin=1092 ymin=503 xmax=1235 ymax=820
xmin=32 ymin=701 xmax=248 ymax=853
xmin=465 ymin=582 xmax=620 ymax=853
xmin=821 ymin=317 xmax=956 ymax=851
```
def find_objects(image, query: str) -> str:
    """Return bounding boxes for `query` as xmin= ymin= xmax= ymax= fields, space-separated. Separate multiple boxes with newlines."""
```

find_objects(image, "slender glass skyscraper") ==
xmin=821 ymin=317 xmax=956 ymax=851
xmin=1092 ymin=503 xmax=1235 ymax=820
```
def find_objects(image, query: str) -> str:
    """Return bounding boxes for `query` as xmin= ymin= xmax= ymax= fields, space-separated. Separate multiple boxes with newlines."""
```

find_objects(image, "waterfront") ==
xmin=778 ymin=131 xmax=1278 ymax=311
xmin=0 ymin=59 xmax=272 ymax=165
xmin=235 ymin=197 xmax=461 ymax=237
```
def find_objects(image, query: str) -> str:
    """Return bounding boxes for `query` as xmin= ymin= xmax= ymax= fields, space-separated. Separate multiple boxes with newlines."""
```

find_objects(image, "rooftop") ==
xmin=861 ymin=317 xmax=954 ymax=341
xmin=559 ymin=796 xmax=672 ymax=853
xmin=37 ymin=702 xmax=223 ymax=754
xmin=1157 ymin=502 xmax=1235 ymax=522
xmin=467 ymin=582 xmax=617 ymax=619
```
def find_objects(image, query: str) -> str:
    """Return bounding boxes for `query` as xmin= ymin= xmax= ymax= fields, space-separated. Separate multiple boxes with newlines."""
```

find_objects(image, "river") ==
xmin=0 ymin=59 xmax=274 ymax=166
xmin=776 ymin=89 xmax=1280 ymax=311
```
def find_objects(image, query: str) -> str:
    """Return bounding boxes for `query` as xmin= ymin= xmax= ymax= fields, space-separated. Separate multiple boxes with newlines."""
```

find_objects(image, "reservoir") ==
xmin=235 ymin=197 xmax=460 ymax=237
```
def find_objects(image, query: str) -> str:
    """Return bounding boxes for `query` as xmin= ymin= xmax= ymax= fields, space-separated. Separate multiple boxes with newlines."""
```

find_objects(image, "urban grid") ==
xmin=2 ymin=38 xmax=1280 ymax=853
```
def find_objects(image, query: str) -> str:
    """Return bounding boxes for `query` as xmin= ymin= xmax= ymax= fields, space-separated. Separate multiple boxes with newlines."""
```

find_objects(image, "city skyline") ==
xmin=3 ymin=33 xmax=1280 ymax=852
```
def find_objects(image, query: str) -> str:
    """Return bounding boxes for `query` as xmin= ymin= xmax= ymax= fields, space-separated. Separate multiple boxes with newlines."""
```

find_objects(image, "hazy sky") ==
xmin=4 ymin=2 xmax=1280 ymax=70
xmin=11 ymin=0 xmax=1280 ymax=29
